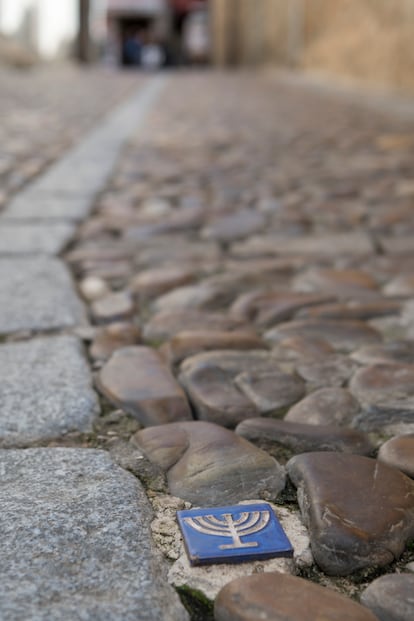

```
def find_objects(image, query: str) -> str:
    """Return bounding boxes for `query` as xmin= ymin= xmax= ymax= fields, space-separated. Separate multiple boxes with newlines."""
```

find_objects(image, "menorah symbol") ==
xmin=184 ymin=510 xmax=270 ymax=549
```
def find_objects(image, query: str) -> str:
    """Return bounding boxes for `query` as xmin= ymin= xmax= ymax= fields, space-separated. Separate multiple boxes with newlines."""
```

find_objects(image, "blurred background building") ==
xmin=1 ymin=1 xmax=414 ymax=92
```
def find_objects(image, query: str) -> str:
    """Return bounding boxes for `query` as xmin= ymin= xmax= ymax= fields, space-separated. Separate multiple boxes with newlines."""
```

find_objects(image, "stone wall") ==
xmin=211 ymin=0 xmax=414 ymax=92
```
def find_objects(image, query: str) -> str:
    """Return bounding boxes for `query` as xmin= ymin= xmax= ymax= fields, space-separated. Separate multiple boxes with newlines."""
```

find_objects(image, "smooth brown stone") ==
xmin=287 ymin=452 xmax=414 ymax=575
xmin=153 ymin=282 xmax=233 ymax=313
xmin=296 ymin=354 xmax=358 ymax=389
xmin=201 ymin=208 xmax=265 ymax=242
xmin=231 ymin=233 xmax=373 ymax=258
xmin=265 ymin=319 xmax=382 ymax=352
xmin=230 ymin=291 xmax=334 ymax=327
xmin=89 ymin=322 xmax=141 ymax=361
xmin=125 ymin=206 xmax=204 ymax=239
xmin=298 ymin=301 xmax=401 ymax=321
xmin=215 ymin=573 xmax=379 ymax=621
xmin=160 ymin=330 xmax=265 ymax=365
xmin=236 ymin=418 xmax=373 ymax=456
xmin=130 ymin=266 xmax=196 ymax=299
xmin=143 ymin=310 xmax=245 ymax=343
xmin=234 ymin=371 xmax=305 ymax=415
xmin=350 ymin=364 xmax=414 ymax=433
xmin=361 ymin=574 xmax=414 ymax=621
xmin=90 ymin=291 xmax=135 ymax=324
xmin=272 ymin=335 xmax=335 ymax=361
xmin=351 ymin=341 xmax=414 ymax=366
xmin=97 ymin=346 xmax=192 ymax=426
xmin=294 ymin=268 xmax=378 ymax=298
xmin=135 ymin=237 xmax=221 ymax=269
xmin=378 ymin=434 xmax=414 ymax=478
xmin=384 ymin=274 xmax=414 ymax=296
xmin=133 ymin=421 xmax=285 ymax=505
xmin=286 ymin=388 xmax=361 ymax=427
xmin=179 ymin=350 xmax=300 ymax=426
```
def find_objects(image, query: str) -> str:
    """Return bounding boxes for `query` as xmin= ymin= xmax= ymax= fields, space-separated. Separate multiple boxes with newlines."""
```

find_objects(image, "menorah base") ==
xmin=219 ymin=542 xmax=258 ymax=550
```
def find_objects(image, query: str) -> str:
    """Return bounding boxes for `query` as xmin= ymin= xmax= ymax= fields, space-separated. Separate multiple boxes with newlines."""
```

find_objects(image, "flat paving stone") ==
xmin=285 ymin=387 xmax=361 ymax=426
xmin=179 ymin=350 xmax=301 ymax=426
xmin=1 ymin=193 xmax=93 ymax=221
xmin=378 ymin=434 xmax=414 ymax=478
xmin=232 ymin=232 xmax=374 ymax=258
xmin=236 ymin=418 xmax=374 ymax=457
xmin=215 ymin=573 xmax=379 ymax=621
xmin=0 ymin=335 xmax=99 ymax=447
xmin=143 ymin=310 xmax=245 ymax=343
xmin=265 ymin=319 xmax=382 ymax=352
xmin=133 ymin=421 xmax=285 ymax=505
xmin=361 ymin=573 xmax=414 ymax=621
xmin=350 ymin=364 xmax=414 ymax=433
xmin=0 ymin=448 xmax=188 ymax=621
xmin=351 ymin=341 xmax=414 ymax=366
xmin=0 ymin=257 xmax=86 ymax=334
xmin=295 ymin=353 xmax=358 ymax=389
xmin=287 ymin=452 xmax=414 ymax=575
xmin=0 ymin=223 xmax=75 ymax=255
xmin=98 ymin=346 xmax=193 ymax=426
xmin=160 ymin=330 xmax=265 ymax=366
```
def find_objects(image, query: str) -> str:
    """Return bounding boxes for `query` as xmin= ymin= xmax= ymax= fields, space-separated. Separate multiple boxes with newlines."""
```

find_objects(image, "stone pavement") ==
xmin=1 ymin=69 xmax=414 ymax=620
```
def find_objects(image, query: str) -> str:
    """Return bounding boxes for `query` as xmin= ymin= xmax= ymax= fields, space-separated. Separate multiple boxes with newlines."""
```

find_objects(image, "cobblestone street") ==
xmin=0 ymin=68 xmax=414 ymax=621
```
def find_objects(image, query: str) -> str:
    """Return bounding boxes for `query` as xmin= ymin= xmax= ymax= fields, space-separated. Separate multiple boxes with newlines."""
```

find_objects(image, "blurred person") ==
xmin=123 ymin=28 xmax=142 ymax=67
xmin=140 ymin=29 xmax=166 ymax=71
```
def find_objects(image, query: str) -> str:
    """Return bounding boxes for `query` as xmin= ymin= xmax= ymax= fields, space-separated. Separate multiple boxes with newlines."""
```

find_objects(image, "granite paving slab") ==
xmin=1 ymin=193 xmax=93 ymax=221
xmin=0 ymin=448 xmax=188 ymax=621
xmin=0 ymin=256 xmax=86 ymax=334
xmin=0 ymin=335 xmax=99 ymax=446
xmin=0 ymin=222 xmax=75 ymax=255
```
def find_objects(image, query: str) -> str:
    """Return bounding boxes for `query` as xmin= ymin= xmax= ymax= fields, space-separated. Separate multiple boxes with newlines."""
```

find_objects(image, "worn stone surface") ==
xmin=133 ymin=421 xmax=286 ymax=505
xmin=160 ymin=330 xmax=265 ymax=366
xmin=0 ymin=257 xmax=86 ymax=334
xmin=350 ymin=364 xmax=414 ymax=433
xmin=179 ymin=350 xmax=299 ymax=426
xmin=285 ymin=387 xmax=361 ymax=426
xmin=89 ymin=322 xmax=141 ymax=361
xmin=236 ymin=418 xmax=374 ymax=457
xmin=214 ymin=573 xmax=379 ymax=621
xmin=230 ymin=291 xmax=333 ymax=327
xmin=295 ymin=354 xmax=358 ymax=389
xmin=143 ymin=310 xmax=245 ymax=343
xmin=98 ymin=346 xmax=192 ymax=426
xmin=91 ymin=291 xmax=136 ymax=324
xmin=298 ymin=301 xmax=401 ymax=321
xmin=0 ymin=222 xmax=76 ymax=255
xmin=378 ymin=434 xmax=414 ymax=478
xmin=287 ymin=452 xmax=414 ymax=575
xmin=168 ymin=502 xmax=312 ymax=602
xmin=131 ymin=266 xmax=196 ymax=298
xmin=293 ymin=268 xmax=378 ymax=298
xmin=234 ymin=370 xmax=306 ymax=415
xmin=201 ymin=208 xmax=266 ymax=242
xmin=232 ymin=232 xmax=374 ymax=258
xmin=265 ymin=319 xmax=382 ymax=352
xmin=351 ymin=341 xmax=414 ymax=366
xmin=361 ymin=574 xmax=414 ymax=621
xmin=0 ymin=336 xmax=99 ymax=446
xmin=0 ymin=448 xmax=188 ymax=620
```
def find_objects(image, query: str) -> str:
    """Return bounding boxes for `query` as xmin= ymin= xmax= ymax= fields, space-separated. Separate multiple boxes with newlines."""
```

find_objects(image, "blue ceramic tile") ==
xmin=177 ymin=503 xmax=294 ymax=566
